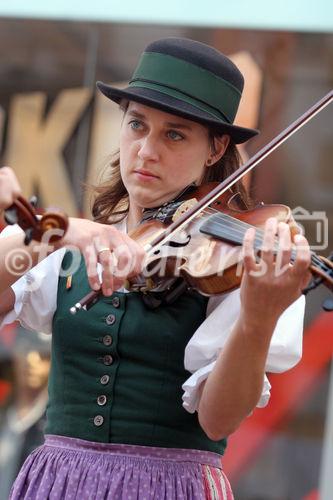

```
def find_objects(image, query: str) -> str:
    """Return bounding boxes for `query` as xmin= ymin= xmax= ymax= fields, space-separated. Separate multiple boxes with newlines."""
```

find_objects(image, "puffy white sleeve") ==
xmin=0 ymin=224 xmax=66 ymax=334
xmin=182 ymin=288 xmax=305 ymax=413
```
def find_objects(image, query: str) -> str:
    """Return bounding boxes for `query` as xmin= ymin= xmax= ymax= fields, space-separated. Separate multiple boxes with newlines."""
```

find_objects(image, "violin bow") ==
xmin=69 ymin=90 xmax=333 ymax=314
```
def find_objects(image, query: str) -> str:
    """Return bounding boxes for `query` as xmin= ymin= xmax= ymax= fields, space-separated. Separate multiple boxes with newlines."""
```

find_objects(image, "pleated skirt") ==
xmin=9 ymin=435 xmax=234 ymax=499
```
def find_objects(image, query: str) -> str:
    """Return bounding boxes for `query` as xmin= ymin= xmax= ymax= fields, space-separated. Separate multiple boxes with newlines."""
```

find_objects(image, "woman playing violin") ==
xmin=0 ymin=38 xmax=311 ymax=499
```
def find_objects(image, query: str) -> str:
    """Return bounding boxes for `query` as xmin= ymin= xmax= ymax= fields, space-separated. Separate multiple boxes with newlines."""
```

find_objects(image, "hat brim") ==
xmin=96 ymin=81 xmax=259 ymax=144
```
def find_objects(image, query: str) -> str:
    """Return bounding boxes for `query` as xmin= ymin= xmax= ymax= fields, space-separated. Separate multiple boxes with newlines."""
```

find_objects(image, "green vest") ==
xmin=46 ymin=252 xmax=227 ymax=454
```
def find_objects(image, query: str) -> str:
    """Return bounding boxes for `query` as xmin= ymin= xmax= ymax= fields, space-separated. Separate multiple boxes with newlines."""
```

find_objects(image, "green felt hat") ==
xmin=97 ymin=38 xmax=259 ymax=144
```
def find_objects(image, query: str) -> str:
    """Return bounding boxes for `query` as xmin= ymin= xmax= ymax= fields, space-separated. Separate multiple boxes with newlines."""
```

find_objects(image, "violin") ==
xmin=3 ymin=195 xmax=69 ymax=244
xmin=129 ymin=183 xmax=333 ymax=292
xmin=70 ymin=90 xmax=333 ymax=314
xmin=69 ymin=183 xmax=333 ymax=313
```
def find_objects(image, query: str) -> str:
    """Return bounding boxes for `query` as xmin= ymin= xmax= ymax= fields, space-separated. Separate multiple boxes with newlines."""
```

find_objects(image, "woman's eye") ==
xmin=167 ymin=130 xmax=184 ymax=141
xmin=129 ymin=120 xmax=143 ymax=130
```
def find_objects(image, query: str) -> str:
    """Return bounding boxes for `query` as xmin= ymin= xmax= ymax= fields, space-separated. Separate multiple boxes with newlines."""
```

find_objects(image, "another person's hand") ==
xmin=0 ymin=166 xmax=21 ymax=211
xmin=240 ymin=217 xmax=311 ymax=329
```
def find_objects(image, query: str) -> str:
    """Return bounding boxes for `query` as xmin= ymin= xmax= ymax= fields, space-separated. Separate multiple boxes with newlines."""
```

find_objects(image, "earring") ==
xmin=206 ymin=159 xmax=213 ymax=165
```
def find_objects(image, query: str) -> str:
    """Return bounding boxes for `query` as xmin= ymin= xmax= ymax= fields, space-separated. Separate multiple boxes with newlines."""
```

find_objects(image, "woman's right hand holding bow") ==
xmin=57 ymin=217 xmax=145 ymax=296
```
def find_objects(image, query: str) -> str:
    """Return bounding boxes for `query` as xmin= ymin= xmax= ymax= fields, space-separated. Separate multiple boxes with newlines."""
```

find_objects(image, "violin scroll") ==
xmin=4 ymin=195 xmax=69 ymax=245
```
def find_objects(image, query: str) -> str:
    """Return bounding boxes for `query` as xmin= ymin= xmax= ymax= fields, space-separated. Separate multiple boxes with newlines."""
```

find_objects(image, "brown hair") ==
xmin=91 ymin=128 xmax=252 ymax=225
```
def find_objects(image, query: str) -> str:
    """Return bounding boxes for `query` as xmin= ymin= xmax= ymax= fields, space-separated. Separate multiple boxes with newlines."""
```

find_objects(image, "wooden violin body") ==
xmin=128 ymin=184 xmax=303 ymax=296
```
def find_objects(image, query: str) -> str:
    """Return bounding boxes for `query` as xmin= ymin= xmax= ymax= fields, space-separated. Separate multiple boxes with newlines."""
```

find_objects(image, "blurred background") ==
xmin=0 ymin=1 xmax=332 ymax=499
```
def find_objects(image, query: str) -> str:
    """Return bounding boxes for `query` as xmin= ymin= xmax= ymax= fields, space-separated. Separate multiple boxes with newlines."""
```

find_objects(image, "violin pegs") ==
xmin=322 ymin=298 xmax=333 ymax=312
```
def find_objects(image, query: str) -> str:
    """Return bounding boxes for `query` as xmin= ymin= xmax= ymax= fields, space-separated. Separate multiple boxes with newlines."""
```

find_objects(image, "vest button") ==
xmin=106 ymin=314 xmax=116 ymax=325
xmin=111 ymin=296 xmax=120 ymax=308
xmin=100 ymin=374 xmax=110 ymax=385
xmin=103 ymin=354 xmax=113 ymax=366
xmin=93 ymin=415 xmax=104 ymax=427
xmin=97 ymin=395 xmax=107 ymax=406
xmin=103 ymin=334 xmax=113 ymax=346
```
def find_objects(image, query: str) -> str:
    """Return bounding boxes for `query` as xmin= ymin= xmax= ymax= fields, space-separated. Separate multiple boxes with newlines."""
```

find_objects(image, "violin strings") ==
xmin=201 ymin=210 xmax=329 ymax=271
xmin=201 ymin=209 xmax=330 ymax=272
xmin=177 ymin=207 xmax=330 ymax=274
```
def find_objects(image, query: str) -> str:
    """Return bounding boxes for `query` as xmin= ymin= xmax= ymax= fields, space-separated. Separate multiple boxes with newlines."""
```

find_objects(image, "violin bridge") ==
xmin=124 ymin=277 xmax=156 ymax=293
xmin=172 ymin=198 xmax=197 ymax=222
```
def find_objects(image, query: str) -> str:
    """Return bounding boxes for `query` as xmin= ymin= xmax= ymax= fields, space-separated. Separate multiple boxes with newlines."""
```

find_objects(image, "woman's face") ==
xmin=119 ymin=102 xmax=213 ymax=210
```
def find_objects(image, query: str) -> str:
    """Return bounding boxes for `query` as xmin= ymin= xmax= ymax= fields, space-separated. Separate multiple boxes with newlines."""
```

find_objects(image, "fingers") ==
xmin=120 ymin=234 xmax=146 ymax=277
xmin=243 ymin=218 xmax=298 ymax=280
xmin=242 ymin=218 xmax=279 ymax=277
xmin=260 ymin=217 xmax=278 ymax=266
xmin=82 ymin=244 xmax=101 ymax=292
xmin=240 ymin=217 xmax=312 ymax=320
xmin=269 ymin=221 xmax=310 ymax=281
xmin=242 ymin=218 xmax=311 ymax=284
xmin=0 ymin=166 xmax=22 ymax=210
xmin=98 ymin=249 xmax=116 ymax=296
xmin=258 ymin=219 xmax=294 ymax=278
xmin=291 ymin=233 xmax=311 ymax=280
xmin=275 ymin=222 xmax=292 ymax=275
xmin=86 ymin=226 xmax=145 ymax=296
xmin=111 ymin=237 xmax=136 ymax=279
xmin=242 ymin=227 xmax=258 ymax=274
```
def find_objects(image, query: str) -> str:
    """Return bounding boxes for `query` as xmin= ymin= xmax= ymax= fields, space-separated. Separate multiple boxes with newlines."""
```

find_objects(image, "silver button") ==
xmin=111 ymin=297 xmax=120 ymax=308
xmin=97 ymin=395 xmax=107 ymax=406
xmin=103 ymin=334 xmax=113 ymax=346
xmin=93 ymin=415 xmax=104 ymax=427
xmin=106 ymin=314 xmax=116 ymax=325
xmin=103 ymin=354 xmax=113 ymax=366
xmin=100 ymin=374 xmax=110 ymax=385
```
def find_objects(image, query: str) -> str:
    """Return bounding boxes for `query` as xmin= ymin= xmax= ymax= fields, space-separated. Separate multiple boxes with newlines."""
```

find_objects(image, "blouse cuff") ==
xmin=0 ymin=221 xmax=65 ymax=333
xmin=0 ymin=275 xmax=26 ymax=329
xmin=182 ymin=362 xmax=272 ymax=414
xmin=182 ymin=361 xmax=216 ymax=414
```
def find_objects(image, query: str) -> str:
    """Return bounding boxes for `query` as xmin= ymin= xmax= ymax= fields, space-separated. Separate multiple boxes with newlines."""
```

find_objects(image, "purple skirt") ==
xmin=10 ymin=435 xmax=234 ymax=499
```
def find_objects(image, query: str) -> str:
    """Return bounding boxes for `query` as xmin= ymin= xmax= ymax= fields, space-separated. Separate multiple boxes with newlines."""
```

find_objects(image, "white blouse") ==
xmin=0 ymin=224 xmax=305 ymax=414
